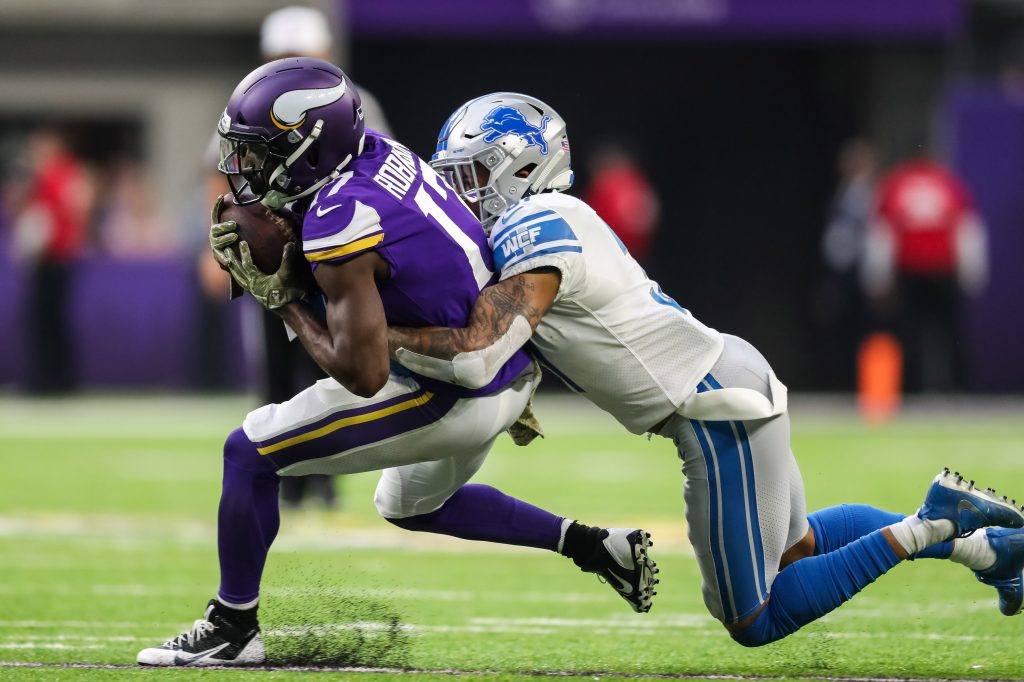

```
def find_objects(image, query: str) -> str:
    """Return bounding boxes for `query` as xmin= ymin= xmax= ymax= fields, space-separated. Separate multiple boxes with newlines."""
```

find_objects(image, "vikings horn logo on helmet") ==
xmin=218 ymin=110 xmax=232 ymax=135
xmin=270 ymin=79 xmax=348 ymax=130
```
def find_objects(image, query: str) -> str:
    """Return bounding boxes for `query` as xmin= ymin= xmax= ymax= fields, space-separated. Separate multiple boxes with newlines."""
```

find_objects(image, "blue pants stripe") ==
xmin=691 ymin=373 xmax=769 ymax=622
xmin=690 ymin=416 xmax=735 ymax=620
xmin=735 ymin=419 xmax=768 ymax=600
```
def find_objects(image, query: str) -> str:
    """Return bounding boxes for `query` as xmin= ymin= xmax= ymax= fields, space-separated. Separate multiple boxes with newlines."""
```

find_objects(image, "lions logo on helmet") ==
xmin=480 ymin=106 xmax=552 ymax=155
xmin=430 ymin=93 xmax=572 ymax=231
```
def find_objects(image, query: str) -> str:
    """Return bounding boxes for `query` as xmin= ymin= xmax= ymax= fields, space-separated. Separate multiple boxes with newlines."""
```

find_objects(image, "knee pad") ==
xmin=223 ymin=427 xmax=278 ymax=476
xmin=373 ymin=475 xmax=405 ymax=520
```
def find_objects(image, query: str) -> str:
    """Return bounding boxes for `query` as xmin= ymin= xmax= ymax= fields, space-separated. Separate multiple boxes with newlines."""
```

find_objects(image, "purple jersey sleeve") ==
xmin=301 ymin=172 xmax=386 ymax=265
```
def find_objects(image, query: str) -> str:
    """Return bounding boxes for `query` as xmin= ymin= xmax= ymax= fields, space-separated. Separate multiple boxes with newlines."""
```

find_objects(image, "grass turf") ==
xmin=0 ymin=394 xmax=1022 ymax=680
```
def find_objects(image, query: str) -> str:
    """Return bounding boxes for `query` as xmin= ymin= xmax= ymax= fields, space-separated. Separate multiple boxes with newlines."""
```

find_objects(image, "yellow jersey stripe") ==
xmin=256 ymin=392 xmax=433 ymax=456
xmin=305 ymin=233 xmax=385 ymax=263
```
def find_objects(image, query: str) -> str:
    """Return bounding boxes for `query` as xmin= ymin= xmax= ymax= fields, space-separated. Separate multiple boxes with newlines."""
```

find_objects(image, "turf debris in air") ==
xmin=262 ymin=585 xmax=411 ymax=668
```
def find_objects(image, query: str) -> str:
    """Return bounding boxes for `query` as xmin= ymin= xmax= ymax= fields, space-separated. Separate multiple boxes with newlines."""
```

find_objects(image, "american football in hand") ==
xmin=218 ymin=194 xmax=317 ymax=293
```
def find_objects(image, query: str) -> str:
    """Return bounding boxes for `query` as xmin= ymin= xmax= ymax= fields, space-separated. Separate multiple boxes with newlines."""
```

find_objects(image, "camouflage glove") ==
xmin=207 ymin=195 xmax=306 ymax=310
xmin=208 ymin=195 xmax=245 ymax=299
xmin=209 ymin=222 xmax=240 ymax=269
xmin=507 ymin=396 xmax=544 ymax=446
xmin=224 ymin=240 xmax=308 ymax=310
xmin=507 ymin=363 xmax=544 ymax=446
xmin=209 ymin=195 xmax=240 ymax=269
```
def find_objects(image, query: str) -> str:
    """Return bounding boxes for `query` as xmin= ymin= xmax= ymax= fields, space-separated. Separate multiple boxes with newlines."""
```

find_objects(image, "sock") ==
xmin=557 ymin=518 xmax=572 ymax=553
xmin=215 ymin=597 xmax=260 ymax=626
xmin=887 ymin=514 xmax=954 ymax=556
xmin=808 ymin=504 xmax=952 ymax=560
xmin=949 ymin=530 xmax=997 ymax=571
xmin=217 ymin=595 xmax=259 ymax=610
xmin=560 ymin=521 xmax=607 ymax=568
xmin=217 ymin=428 xmax=281 ymax=606
xmin=733 ymin=529 xmax=901 ymax=647
xmin=386 ymin=484 xmax=564 ymax=551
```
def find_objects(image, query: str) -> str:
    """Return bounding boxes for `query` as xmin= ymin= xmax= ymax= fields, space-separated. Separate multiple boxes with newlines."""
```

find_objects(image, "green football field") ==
xmin=1 ymin=393 xmax=1023 ymax=681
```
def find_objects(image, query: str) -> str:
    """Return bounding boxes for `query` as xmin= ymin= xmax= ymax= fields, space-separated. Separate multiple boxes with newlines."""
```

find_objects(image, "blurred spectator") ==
xmin=815 ymin=139 xmax=878 ymax=384
xmin=95 ymin=159 xmax=177 ymax=257
xmin=582 ymin=144 xmax=660 ymax=265
xmin=198 ymin=5 xmax=392 ymax=508
xmin=861 ymin=155 xmax=988 ymax=392
xmin=8 ymin=128 xmax=94 ymax=393
xmin=823 ymin=139 xmax=877 ymax=282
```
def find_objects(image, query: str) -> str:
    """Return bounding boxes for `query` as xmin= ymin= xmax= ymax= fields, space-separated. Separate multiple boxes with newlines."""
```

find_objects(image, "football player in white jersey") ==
xmin=385 ymin=93 xmax=1024 ymax=645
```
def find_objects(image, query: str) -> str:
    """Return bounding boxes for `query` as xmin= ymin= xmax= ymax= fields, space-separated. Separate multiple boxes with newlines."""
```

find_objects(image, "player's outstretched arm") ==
xmin=388 ymin=269 xmax=560 ymax=388
xmin=277 ymin=252 xmax=390 ymax=398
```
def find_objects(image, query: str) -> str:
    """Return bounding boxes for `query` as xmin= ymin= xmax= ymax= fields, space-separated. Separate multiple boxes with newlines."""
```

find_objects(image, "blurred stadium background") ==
xmin=2 ymin=0 xmax=1024 ymax=395
xmin=2 ymin=0 xmax=1024 ymax=678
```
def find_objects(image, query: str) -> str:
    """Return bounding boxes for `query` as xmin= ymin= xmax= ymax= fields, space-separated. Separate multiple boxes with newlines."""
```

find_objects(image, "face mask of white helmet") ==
xmin=430 ymin=93 xmax=574 ymax=232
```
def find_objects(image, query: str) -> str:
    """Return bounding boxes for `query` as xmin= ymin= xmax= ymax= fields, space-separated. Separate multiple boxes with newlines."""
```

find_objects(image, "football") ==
xmin=217 ymin=194 xmax=318 ymax=293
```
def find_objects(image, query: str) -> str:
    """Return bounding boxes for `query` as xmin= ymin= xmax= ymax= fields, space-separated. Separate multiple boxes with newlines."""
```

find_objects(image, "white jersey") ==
xmin=490 ymin=193 xmax=723 ymax=433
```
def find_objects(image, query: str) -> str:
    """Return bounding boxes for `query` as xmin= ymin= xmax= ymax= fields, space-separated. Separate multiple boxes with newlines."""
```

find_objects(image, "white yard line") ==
xmin=1 ymin=617 xmax=1014 ymax=645
xmin=0 ymin=643 xmax=104 ymax=650
xmin=0 ymin=660 xmax=1018 ymax=682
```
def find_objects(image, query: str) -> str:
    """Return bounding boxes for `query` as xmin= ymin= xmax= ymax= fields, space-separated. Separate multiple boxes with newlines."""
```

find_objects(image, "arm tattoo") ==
xmin=388 ymin=271 xmax=555 ymax=360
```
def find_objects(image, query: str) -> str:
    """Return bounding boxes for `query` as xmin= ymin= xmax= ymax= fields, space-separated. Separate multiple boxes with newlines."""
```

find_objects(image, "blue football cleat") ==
xmin=976 ymin=527 xmax=1024 ymax=616
xmin=919 ymin=468 xmax=1024 ymax=538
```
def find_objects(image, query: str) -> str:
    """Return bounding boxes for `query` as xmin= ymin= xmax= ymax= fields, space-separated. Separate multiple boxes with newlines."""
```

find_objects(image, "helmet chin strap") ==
xmin=528 ymin=148 xmax=571 ymax=193
xmin=262 ymin=159 xmax=348 ymax=209
xmin=262 ymin=126 xmax=364 ymax=209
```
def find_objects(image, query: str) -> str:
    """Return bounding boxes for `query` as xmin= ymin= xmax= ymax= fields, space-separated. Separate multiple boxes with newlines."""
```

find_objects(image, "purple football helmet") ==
xmin=217 ymin=57 xmax=365 ymax=207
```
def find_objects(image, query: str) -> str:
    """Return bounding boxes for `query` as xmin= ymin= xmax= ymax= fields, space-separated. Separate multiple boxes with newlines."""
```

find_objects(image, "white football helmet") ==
xmin=431 ymin=93 xmax=573 ymax=231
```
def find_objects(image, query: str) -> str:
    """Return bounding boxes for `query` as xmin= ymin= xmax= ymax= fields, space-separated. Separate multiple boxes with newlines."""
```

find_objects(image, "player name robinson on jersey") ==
xmin=373 ymin=140 xmax=418 ymax=201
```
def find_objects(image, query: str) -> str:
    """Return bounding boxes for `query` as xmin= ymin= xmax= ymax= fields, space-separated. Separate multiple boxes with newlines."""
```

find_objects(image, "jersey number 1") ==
xmin=413 ymin=160 xmax=493 ymax=290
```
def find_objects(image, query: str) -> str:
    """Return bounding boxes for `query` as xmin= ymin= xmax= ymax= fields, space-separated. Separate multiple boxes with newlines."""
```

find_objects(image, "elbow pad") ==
xmin=395 ymin=315 xmax=533 ymax=390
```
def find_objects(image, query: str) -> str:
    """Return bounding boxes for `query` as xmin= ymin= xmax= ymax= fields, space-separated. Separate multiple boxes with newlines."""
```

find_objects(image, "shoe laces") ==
xmin=166 ymin=619 xmax=215 ymax=649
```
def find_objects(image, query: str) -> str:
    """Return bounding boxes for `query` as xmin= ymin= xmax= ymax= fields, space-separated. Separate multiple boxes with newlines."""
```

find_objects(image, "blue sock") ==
xmin=808 ymin=504 xmax=952 ymax=560
xmin=733 ymin=529 xmax=901 ymax=647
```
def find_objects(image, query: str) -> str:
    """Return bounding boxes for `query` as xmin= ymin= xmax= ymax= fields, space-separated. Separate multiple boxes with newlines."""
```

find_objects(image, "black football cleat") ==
xmin=136 ymin=599 xmax=264 ymax=666
xmin=577 ymin=528 xmax=659 ymax=613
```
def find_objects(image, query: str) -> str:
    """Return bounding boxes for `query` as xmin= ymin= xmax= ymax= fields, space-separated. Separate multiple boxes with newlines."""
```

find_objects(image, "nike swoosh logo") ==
xmin=605 ymin=570 xmax=634 ymax=596
xmin=173 ymin=642 xmax=229 ymax=666
xmin=316 ymin=204 xmax=343 ymax=218
xmin=959 ymin=499 xmax=984 ymax=518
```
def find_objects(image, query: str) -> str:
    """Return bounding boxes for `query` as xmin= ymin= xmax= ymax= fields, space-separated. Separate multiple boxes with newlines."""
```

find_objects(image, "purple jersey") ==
xmin=301 ymin=130 xmax=531 ymax=397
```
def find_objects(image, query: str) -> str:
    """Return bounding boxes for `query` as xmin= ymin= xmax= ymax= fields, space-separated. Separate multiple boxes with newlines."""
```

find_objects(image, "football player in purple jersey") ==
xmin=136 ymin=60 xmax=657 ymax=667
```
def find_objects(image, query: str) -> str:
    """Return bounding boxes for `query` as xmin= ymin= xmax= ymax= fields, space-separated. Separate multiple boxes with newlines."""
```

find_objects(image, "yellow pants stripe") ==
xmin=256 ymin=391 xmax=434 ymax=456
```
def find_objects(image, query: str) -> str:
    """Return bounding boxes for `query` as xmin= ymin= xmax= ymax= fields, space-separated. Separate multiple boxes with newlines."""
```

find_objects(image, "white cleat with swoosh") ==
xmin=137 ymin=600 xmax=265 ymax=667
